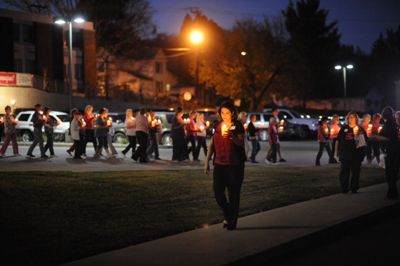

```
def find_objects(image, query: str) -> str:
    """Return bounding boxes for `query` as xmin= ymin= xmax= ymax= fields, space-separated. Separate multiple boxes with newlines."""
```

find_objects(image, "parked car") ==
xmin=154 ymin=111 xmax=175 ymax=146
xmin=263 ymin=108 xmax=319 ymax=138
xmin=15 ymin=110 xmax=70 ymax=142
xmin=107 ymin=112 xmax=127 ymax=143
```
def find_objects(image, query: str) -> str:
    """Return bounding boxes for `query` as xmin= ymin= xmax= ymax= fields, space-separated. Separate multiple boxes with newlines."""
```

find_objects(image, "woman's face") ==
xmin=127 ymin=111 xmax=132 ymax=118
xmin=332 ymin=117 xmax=339 ymax=124
xmin=220 ymin=107 xmax=232 ymax=124
xmin=363 ymin=116 xmax=371 ymax=124
xmin=251 ymin=116 xmax=256 ymax=122
xmin=177 ymin=112 xmax=183 ymax=118
xmin=86 ymin=107 xmax=93 ymax=114
xmin=348 ymin=115 xmax=357 ymax=126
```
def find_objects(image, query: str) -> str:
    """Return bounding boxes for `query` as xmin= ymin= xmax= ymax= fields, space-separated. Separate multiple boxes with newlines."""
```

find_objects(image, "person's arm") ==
xmin=204 ymin=137 xmax=215 ymax=174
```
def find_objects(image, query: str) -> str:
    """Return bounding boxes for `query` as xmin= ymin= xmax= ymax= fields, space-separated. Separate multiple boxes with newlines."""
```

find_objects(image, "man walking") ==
xmin=27 ymin=104 xmax=48 ymax=158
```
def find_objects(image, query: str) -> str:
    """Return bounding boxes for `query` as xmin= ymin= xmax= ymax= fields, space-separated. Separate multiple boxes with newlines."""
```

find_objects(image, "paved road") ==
xmin=0 ymin=140 xmax=374 ymax=172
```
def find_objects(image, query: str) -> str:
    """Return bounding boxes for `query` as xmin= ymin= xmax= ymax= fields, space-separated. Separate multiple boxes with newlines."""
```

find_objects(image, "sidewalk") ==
xmin=62 ymin=182 xmax=400 ymax=266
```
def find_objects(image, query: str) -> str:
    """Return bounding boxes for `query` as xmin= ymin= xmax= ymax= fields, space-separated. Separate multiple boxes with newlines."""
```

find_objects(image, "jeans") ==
xmin=133 ymin=131 xmax=148 ymax=162
xmin=316 ymin=142 xmax=333 ymax=164
xmin=195 ymin=136 xmax=208 ymax=159
xmin=44 ymin=131 xmax=54 ymax=155
xmin=27 ymin=127 xmax=45 ymax=156
xmin=122 ymin=135 xmax=137 ymax=157
xmin=250 ymin=139 xmax=260 ymax=161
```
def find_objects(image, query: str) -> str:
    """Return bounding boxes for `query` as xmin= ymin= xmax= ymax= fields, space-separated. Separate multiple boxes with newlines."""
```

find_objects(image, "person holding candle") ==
xmin=370 ymin=113 xmax=382 ymax=164
xmin=360 ymin=113 xmax=373 ymax=164
xmin=186 ymin=111 xmax=198 ymax=161
xmin=83 ymin=105 xmax=98 ymax=157
xmin=268 ymin=107 xmax=286 ymax=162
xmin=27 ymin=104 xmax=48 ymax=158
xmin=237 ymin=112 xmax=249 ymax=160
xmin=122 ymin=109 xmax=137 ymax=157
xmin=335 ymin=111 xmax=367 ymax=194
xmin=106 ymin=114 xmax=117 ymax=157
xmin=315 ymin=117 xmax=334 ymax=166
xmin=70 ymin=111 xmax=85 ymax=159
xmin=205 ymin=101 xmax=245 ymax=230
xmin=94 ymin=108 xmax=111 ymax=158
xmin=132 ymin=108 xmax=149 ymax=163
xmin=372 ymin=107 xmax=400 ymax=199
xmin=0 ymin=105 xmax=19 ymax=157
xmin=147 ymin=111 xmax=161 ymax=160
xmin=171 ymin=107 xmax=189 ymax=162
xmin=329 ymin=115 xmax=340 ymax=163
xmin=43 ymin=106 xmax=60 ymax=157
xmin=195 ymin=113 xmax=208 ymax=160
xmin=248 ymin=114 xmax=260 ymax=163
xmin=266 ymin=117 xmax=278 ymax=164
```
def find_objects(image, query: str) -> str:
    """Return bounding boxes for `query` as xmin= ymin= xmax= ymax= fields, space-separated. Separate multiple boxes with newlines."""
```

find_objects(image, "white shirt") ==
xmin=71 ymin=118 xmax=81 ymax=140
xmin=125 ymin=117 xmax=136 ymax=136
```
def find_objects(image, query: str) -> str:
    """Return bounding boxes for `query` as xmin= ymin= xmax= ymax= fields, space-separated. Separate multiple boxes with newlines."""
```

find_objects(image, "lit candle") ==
xmin=279 ymin=126 xmax=284 ymax=133
xmin=378 ymin=126 xmax=383 ymax=133
xmin=206 ymin=121 xmax=210 ymax=127
xmin=200 ymin=125 xmax=205 ymax=131
xmin=39 ymin=111 xmax=43 ymax=115
xmin=157 ymin=119 xmax=161 ymax=125
xmin=243 ymin=123 xmax=248 ymax=130
xmin=324 ymin=127 xmax=329 ymax=135
xmin=0 ymin=116 xmax=3 ymax=123
xmin=107 ymin=117 xmax=112 ymax=126
xmin=330 ymin=128 xmax=334 ymax=134
xmin=353 ymin=126 xmax=359 ymax=135
xmin=221 ymin=123 xmax=228 ymax=138
xmin=151 ymin=120 xmax=156 ymax=127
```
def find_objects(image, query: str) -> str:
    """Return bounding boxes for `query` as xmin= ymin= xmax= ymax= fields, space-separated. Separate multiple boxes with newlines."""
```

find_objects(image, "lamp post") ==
xmin=189 ymin=30 xmax=204 ymax=106
xmin=335 ymin=64 xmax=354 ymax=111
xmin=55 ymin=16 xmax=85 ymax=112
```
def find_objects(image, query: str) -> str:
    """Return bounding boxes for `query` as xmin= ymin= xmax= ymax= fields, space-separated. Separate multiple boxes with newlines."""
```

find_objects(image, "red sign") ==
xmin=0 ymin=73 xmax=17 ymax=85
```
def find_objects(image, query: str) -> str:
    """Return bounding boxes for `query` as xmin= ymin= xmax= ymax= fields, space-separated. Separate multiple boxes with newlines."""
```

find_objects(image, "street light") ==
xmin=54 ymin=16 xmax=85 ymax=112
xmin=335 ymin=64 xmax=354 ymax=111
xmin=189 ymin=30 xmax=204 ymax=106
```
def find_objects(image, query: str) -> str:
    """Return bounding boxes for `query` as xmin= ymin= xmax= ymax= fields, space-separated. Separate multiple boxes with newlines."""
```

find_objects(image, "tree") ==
xmin=200 ymin=17 xmax=289 ymax=111
xmin=370 ymin=26 xmax=400 ymax=104
xmin=283 ymin=0 xmax=341 ymax=101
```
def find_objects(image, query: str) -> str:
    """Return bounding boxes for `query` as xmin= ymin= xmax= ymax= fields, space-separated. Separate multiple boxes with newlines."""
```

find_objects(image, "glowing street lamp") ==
xmin=190 ymin=30 xmax=204 ymax=45
xmin=54 ymin=16 xmax=85 ymax=112
xmin=335 ymin=64 xmax=354 ymax=111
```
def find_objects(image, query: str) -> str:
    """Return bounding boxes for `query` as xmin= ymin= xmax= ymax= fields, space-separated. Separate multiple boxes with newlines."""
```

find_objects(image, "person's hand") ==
xmin=204 ymin=161 xmax=210 ymax=174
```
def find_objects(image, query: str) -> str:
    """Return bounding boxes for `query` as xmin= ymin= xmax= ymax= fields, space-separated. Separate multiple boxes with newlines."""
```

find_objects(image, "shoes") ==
xmin=155 ymin=157 xmax=162 ymax=160
xmin=251 ymin=160 xmax=259 ymax=163
xmin=279 ymin=158 xmax=286 ymax=162
xmin=316 ymin=161 xmax=321 ymax=166
xmin=132 ymin=156 xmax=138 ymax=161
xmin=122 ymin=151 xmax=127 ymax=157
xmin=73 ymin=156 xmax=84 ymax=160
xmin=26 ymin=154 xmax=35 ymax=158
xmin=14 ymin=154 xmax=21 ymax=157
xmin=222 ymin=220 xmax=228 ymax=229
xmin=265 ymin=158 xmax=271 ymax=165
xmin=66 ymin=150 xmax=72 ymax=156
xmin=41 ymin=155 xmax=49 ymax=159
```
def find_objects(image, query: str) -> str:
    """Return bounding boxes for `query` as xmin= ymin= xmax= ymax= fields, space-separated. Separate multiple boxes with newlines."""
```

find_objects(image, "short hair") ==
xmin=372 ymin=113 xmax=381 ymax=121
xmin=269 ymin=117 xmax=276 ymax=124
xmin=250 ymin=114 xmax=257 ymax=120
xmin=381 ymin=106 xmax=394 ymax=121
xmin=44 ymin=106 xmax=51 ymax=114
xmin=218 ymin=101 xmax=238 ymax=120
xmin=35 ymin=104 xmax=41 ymax=109
xmin=175 ymin=107 xmax=183 ymax=114
xmin=271 ymin=107 xmax=279 ymax=113
xmin=190 ymin=110 xmax=197 ymax=116
xmin=4 ymin=105 xmax=11 ymax=111
xmin=362 ymin=113 xmax=371 ymax=120
xmin=99 ymin=108 xmax=107 ymax=115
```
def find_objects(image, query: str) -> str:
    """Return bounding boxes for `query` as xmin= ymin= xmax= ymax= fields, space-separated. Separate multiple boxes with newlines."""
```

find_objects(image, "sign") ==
xmin=0 ymin=72 xmax=33 ymax=87
xmin=0 ymin=73 xmax=16 ymax=85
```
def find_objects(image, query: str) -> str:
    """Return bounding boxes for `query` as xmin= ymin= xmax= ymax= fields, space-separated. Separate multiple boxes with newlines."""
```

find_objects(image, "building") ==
xmin=0 ymin=8 xmax=97 ymax=97
xmin=98 ymin=49 xmax=183 ymax=106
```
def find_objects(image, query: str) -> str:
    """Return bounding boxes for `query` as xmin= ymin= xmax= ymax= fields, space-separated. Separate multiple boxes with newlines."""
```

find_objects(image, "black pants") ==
xmin=250 ymin=139 xmax=260 ymax=161
xmin=133 ymin=131 xmax=148 ymax=162
xmin=44 ymin=131 xmax=54 ymax=155
xmin=147 ymin=131 xmax=159 ymax=158
xmin=339 ymin=158 xmax=362 ymax=193
xmin=371 ymin=140 xmax=380 ymax=163
xmin=267 ymin=143 xmax=277 ymax=163
xmin=385 ymin=152 xmax=400 ymax=198
xmin=84 ymin=129 xmax=98 ymax=155
xmin=213 ymin=164 xmax=245 ymax=227
xmin=195 ymin=136 xmax=208 ymax=159
xmin=122 ymin=135 xmax=136 ymax=156
xmin=172 ymin=134 xmax=188 ymax=161
xmin=97 ymin=136 xmax=108 ymax=153
xmin=73 ymin=139 xmax=83 ymax=158
xmin=331 ymin=138 xmax=337 ymax=159
xmin=316 ymin=142 xmax=333 ymax=164
xmin=187 ymin=135 xmax=197 ymax=160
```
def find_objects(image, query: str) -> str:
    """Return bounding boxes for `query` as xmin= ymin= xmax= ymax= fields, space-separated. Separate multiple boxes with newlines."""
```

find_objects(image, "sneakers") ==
xmin=26 ymin=154 xmax=35 ymax=158
xmin=66 ymin=150 xmax=72 ymax=156
xmin=41 ymin=155 xmax=49 ymax=159
xmin=279 ymin=158 xmax=287 ymax=162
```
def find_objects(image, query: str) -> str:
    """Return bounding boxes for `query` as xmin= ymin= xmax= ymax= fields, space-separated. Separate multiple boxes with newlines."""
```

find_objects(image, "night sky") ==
xmin=149 ymin=0 xmax=400 ymax=53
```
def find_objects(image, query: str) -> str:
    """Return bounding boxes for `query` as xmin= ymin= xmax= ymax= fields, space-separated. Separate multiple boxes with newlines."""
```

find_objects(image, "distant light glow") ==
xmin=54 ymin=18 xmax=66 ymax=25
xmin=241 ymin=51 xmax=247 ymax=56
xmin=334 ymin=65 xmax=342 ymax=70
xmin=73 ymin=17 xmax=85 ymax=24
xmin=10 ymin=99 xmax=16 ymax=105
xmin=346 ymin=64 xmax=354 ymax=69
xmin=190 ymin=30 xmax=204 ymax=45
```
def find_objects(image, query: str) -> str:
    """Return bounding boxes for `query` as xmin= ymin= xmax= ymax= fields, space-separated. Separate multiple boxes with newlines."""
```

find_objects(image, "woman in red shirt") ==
xmin=205 ymin=101 xmax=245 ymax=230
xmin=83 ymin=105 xmax=98 ymax=157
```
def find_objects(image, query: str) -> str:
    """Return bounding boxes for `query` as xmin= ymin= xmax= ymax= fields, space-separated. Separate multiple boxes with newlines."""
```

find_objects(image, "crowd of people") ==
xmin=0 ymin=101 xmax=399 ymax=229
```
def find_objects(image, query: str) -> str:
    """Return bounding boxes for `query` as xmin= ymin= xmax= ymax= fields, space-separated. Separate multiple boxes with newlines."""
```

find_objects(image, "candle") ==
xmin=279 ymin=126 xmax=284 ymax=133
xmin=243 ymin=123 xmax=248 ymax=130
xmin=0 ymin=116 xmax=3 ymax=123
xmin=221 ymin=123 xmax=228 ymax=138
xmin=378 ymin=126 xmax=382 ymax=133
xmin=330 ymin=128 xmax=334 ymax=134
xmin=107 ymin=118 xmax=112 ymax=126
xmin=200 ymin=125 xmax=205 ymax=131
xmin=279 ymin=120 xmax=284 ymax=126
xmin=206 ymin=121 xmax=210 ymax=127
xmin=157 ymin=119 xmax=161 ymax=125
xmin=353 ymin=126 xmax=359 ymax=135
xmin=39 ymin=111 xmax=43 ymax=115
xmin=324 ymin=128 xmax=329 ymax=135
xmin=151 ymin=120 xmax=156 ymax=127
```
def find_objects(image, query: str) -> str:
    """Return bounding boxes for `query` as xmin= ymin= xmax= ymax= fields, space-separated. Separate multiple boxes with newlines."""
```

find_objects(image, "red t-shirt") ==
xmin=83 ymin=113 xmax=96 ymax=129
xmin=268 ymin=125 xmax=278 ymax=144
xmin=213 ymin=121 xmax=245 ymax=166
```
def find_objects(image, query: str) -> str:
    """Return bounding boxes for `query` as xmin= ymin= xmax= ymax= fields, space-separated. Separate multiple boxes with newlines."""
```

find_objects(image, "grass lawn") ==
xmin=0 ymin=166 xmax=385 ymax=266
